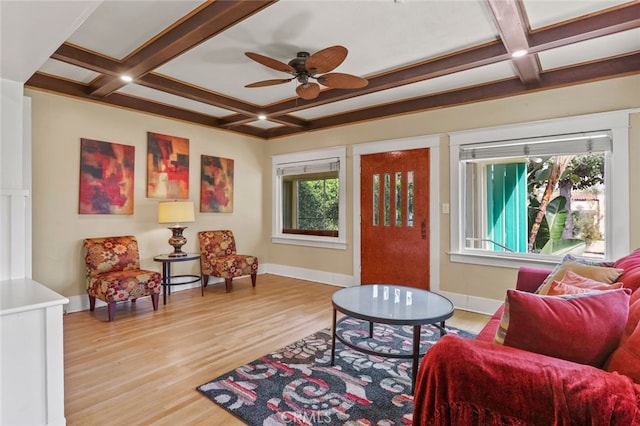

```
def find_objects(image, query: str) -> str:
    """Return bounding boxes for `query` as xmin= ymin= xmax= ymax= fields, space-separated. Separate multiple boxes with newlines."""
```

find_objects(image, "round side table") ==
xmin=153 ymin=253 xmax=202 ymax=305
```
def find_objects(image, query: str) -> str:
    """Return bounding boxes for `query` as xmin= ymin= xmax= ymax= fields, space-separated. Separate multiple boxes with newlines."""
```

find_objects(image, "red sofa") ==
xmin=413 ymin=250 xmax=640 ymax=425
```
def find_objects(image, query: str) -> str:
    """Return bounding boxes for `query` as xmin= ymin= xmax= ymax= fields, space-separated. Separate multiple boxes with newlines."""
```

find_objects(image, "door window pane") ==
xmin=407 ymin=171 xmax=414 ymax=227
xmin=383 ymin=173 xmax=390 ymax=226
xmin=373 ymin=174 xmax=379 ymax=226
xmin=395 ymin=172 xmax=402 ymax=226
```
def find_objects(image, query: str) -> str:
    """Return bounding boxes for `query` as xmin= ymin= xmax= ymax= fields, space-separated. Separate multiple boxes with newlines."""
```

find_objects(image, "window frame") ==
xmin=449 ymin=110 xmax=631 ymax=268
xmin=272 ymin=146 xmax=347 ymax=249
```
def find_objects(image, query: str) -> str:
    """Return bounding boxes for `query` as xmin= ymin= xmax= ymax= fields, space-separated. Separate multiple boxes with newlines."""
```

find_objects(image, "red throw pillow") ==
xmin=500 ymin=288 xmax=630 ymax=367
xmin=614 ymin=248 xmax=640 ymax=292
xmin=536 ymin=262 xmax=623 ymax=294
xmin=546 ymin=281 xmax=598 ymax=296
xmin=561 ymin=270 xmax=624 ymax=291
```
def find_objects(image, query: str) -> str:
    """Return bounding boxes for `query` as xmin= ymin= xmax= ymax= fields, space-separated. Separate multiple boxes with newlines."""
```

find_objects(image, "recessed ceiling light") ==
xmin=511 ymin=50 xmax=527 ymax=58
xmin=257 ymin=114 xmax=267 ymax=120
xmin=120 ymin=75 xmax=133 ymax=83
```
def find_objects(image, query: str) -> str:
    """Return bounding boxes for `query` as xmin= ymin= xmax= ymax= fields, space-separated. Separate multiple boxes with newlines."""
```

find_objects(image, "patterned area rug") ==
xmin=197 ymin=318 xmax=476 ymax=425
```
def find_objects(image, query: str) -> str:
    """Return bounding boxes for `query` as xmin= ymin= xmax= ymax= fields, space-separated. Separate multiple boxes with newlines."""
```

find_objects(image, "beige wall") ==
xmin=28 ymin=90 xmax=266 ymax=298
xmin=264 ymin=75 xmax=640 ymax=301
xmin=629 ymin=112 xmax=640 ymax=247
xmin=27 ymin=74 xmax=640 ymax=306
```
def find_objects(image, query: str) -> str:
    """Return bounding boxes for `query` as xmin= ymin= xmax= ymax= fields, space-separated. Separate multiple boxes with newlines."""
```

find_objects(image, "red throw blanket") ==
xmin=413 ymin=335 xmax=640 ymax=425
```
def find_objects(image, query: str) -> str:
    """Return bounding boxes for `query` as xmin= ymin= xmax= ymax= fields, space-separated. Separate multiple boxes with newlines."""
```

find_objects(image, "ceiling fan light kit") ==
xmin=245 ymin=45 xmax=368 ymax=100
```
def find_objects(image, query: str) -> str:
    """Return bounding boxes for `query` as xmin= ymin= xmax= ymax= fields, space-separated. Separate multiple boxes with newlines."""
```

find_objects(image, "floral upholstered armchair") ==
xmin=83 ymin=235 xmax=162 ymax=322
xmin=198 ymin=230 xmax=258 ymax=292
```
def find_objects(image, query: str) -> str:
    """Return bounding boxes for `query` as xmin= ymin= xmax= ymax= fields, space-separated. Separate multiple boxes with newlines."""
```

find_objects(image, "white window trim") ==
xmin=449 ymin=110 xmax=635 ymax=269
xmin=272 ymin=146 xmax=347 ymax=249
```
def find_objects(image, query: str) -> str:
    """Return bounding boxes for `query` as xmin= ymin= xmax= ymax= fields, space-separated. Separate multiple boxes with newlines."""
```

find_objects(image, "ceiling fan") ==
xmin=244 ymin=45 xmax=368 ymax=100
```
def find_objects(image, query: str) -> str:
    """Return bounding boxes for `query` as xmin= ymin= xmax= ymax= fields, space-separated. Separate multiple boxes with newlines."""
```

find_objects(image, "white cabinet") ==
xmin=1 ymin=279 xmax=68 ymax=425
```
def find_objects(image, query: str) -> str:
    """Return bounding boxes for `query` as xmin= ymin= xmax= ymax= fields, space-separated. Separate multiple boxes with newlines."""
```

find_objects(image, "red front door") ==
xmin=360 ymin=148 xmax=430 ymax=289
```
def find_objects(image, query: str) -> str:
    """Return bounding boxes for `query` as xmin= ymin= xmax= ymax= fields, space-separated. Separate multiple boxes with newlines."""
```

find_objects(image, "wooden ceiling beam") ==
xmin=219 ymin=113 xmax=308 ymax=129
xmin=29 ymin=2 xmax=640 ymax=139
xmin=46 ymin=1 xmax=638 ymax=133
xmin=485 ymin=0 xmax=541 ymax=85
xmin=137 ymin=73 xmax=260 ymax=116
xmin=49 ymin=46 xmax=266 ymax=118
xmin=213 ymin=42 xmax=510 ymax=128
xmin=528 ymin=2 xmax=640 ymax=51
xmin=26 ymin=53 xmax=639 ymax=140
xmin=51 ymin=44 xmax=126 ymax=76
xmin=265 ymin=53 xmax=640 ymax=138
xmin=25 ymin=73 xmax=223 ymax=128
xmin=26 ymin=72 xmax=269 ymax=139
xmin=224 ymin=2 xmax=640 ymax=127
xmin=88 ymin=1 xmax=278 ymax=97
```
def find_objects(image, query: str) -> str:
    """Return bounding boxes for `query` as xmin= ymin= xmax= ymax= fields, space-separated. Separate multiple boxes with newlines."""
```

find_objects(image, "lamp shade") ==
xmin=158 ymin=201 xmax=195 ymax=224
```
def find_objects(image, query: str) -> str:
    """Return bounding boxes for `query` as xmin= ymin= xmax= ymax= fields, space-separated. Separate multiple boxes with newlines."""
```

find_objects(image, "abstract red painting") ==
xmin=79 ymin=138 xmax=135 ymax=214
xmin=200 ymin=155 xmax=234 ymax=213
xmin=147 ymin=132 xmax=189 ymax=199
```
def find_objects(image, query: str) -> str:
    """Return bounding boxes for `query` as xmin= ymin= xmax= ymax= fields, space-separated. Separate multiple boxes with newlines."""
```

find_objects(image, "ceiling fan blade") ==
xmin=316 ymin=73 xmax=369 ymax=89
xmin=306 ymin=45 xmax=348 ymax=74
xmin=245 ymin=52 xmax=295 ymax=75
xmin=296 ymin=82 xmax=320 ymax=100
xmin=245 ymin=78 xmax=293 ymax=88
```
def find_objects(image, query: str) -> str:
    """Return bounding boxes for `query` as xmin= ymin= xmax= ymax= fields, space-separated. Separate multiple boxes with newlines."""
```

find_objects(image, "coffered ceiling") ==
xmin=11 ymin=0 xmax=640 ymax=139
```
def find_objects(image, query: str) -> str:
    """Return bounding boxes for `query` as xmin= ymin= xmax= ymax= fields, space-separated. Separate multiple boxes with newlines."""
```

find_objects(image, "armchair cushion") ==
xmin=87 ymin=269 xmax=161 ymax=303
xmin=84 ymin=235 xmax=143 ymax=275
xmin=205 ymin=254 xmax=258 ymax=279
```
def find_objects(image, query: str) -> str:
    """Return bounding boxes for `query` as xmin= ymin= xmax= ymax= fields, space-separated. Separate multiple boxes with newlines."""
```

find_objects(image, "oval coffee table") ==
xmin=331 ymin=284 xmax=454 ymax=393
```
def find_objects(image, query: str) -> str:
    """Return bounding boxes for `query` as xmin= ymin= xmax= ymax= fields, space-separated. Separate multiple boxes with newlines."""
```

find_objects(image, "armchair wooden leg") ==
xmin=251 ymin=273 xmax=257 ymax=287
xmin=107 ymin=302 xmax=116 ymax=322
xmin=151 ymin=294 xmax=159 ymax=311
xmin=202 ymin=275 xmax=209 ymax=287
xmin=89 ymin=295 xmax=96 ymax=311
xmin=225 ymin=278 xmax=232 ymax=293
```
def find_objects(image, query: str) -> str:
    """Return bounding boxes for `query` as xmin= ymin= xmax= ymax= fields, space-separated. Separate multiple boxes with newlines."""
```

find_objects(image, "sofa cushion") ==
xmin=614 ymin=248 xmax=640 ymax=292
xmin=605 ymin=288 xmax=640 ymax=382
xmin=536 ymin=261 xmax=623 ymax=295
xmin=606 ymin=323 xmax=640 ymax=383
xmin=495 ymin=288 xmax=630 ymax=367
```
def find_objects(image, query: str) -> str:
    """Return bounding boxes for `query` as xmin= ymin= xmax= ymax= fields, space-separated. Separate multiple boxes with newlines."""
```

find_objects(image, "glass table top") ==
xmin=332 ymin=284 xmax=454 ymax=325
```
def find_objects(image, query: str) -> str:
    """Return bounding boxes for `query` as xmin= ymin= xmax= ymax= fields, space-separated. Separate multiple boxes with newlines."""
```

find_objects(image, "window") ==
xmin=272 ymin=147 xmax=347 ymax=249
xmin=450 ymin=111 xmax=631 ymax=266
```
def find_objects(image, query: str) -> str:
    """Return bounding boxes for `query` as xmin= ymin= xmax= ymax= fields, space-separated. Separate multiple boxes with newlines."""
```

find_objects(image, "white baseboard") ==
xmin=437 ymin=290 xmax=502 ymax=316
xmin=264 ymin=263 xmax=501 ymax=315
xmin=264 ymin=263 xmax=354 ymax=287
xmin=64 ymin=279 xmax=215 ymax=314
xmin=64 ymin=263 xmax=501 ymax=316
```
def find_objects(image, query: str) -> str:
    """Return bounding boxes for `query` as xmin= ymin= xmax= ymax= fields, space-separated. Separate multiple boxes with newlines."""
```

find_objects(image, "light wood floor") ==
xmin=63 ymin=274 xmax=490 ymax=425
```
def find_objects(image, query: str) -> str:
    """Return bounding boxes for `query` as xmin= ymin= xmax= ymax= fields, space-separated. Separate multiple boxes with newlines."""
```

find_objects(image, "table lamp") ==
xmin=158 ymin=201 xmax=195 ymax=257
